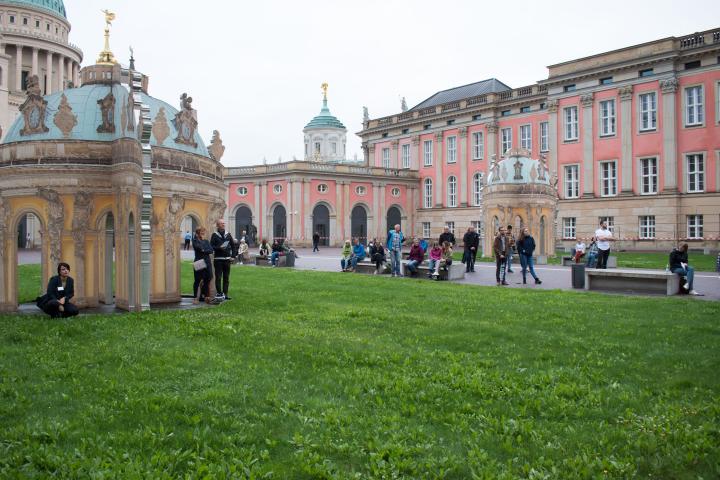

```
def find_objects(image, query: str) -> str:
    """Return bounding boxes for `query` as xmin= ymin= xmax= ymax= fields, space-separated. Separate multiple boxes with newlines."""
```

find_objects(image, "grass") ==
xmin=1 ymin=264 xmax=719 ymax=478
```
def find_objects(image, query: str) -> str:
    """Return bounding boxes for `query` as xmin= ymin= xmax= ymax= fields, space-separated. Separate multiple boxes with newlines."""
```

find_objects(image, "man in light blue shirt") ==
xmin=387 ymin=224 xmax=405 ymax=277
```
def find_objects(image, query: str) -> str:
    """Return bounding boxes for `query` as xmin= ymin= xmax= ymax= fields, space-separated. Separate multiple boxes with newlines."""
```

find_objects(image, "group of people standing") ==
xmin=192 ymin=219 xmax=242 ymax=304
xmin=492 ymin=225 xmax=543 ymax=286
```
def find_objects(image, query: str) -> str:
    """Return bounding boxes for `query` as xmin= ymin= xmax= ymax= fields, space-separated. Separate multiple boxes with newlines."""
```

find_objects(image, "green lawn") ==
xmin=1 ymin=265 xmax=719 ymax=478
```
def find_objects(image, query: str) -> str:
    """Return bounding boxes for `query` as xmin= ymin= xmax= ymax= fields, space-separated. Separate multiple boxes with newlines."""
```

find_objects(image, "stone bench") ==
xmin=253 ymin=255 xmax=271 ymax=266
xmin=585 ymin=268 xmax=679 ymax=295
xmin=253 ymin=253 xmax=296 ymax=267
xmin=353 ymin=259 xmax=391 ymax=275
xmin=401 ymin=260 xmax=465 ymax=281
xmin=562 ymin=256 xmax=575 ymax=266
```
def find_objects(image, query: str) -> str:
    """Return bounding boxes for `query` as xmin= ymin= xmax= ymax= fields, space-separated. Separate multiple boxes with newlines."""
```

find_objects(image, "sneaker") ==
xmin=535 ymin=278 xmax=542 ymax=285
xmin=683 ymin=282 xmax=689 ymax=290
xmin=391 ymin=273 xmax=396 ymax=277
xmin=507 ymin=269 xmax=514 ymax=273
xmin=689 ymin=290 xmax=703 ymax=296
xmin=224 ymin=296 xmax=232 ymax=300
xmin=501 ymin=281 xmax=509 ymax=286
xmin=523 ymin=279 xmax=527 ymax=284
xmin=373 ymin=270 xmax=378 ymax=275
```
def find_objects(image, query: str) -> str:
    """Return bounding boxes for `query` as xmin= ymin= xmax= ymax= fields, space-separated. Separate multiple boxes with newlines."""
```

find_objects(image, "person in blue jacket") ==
xmin=517 ymin=227 xmax=542 ymax=285
xmin=350 ymin=238 xmax=367 ymax=271
xmin=386 ymin=224 xmax=405 ymax=277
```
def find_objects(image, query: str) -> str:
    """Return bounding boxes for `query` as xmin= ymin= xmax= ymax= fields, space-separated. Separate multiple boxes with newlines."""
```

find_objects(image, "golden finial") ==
xmin=97 ymin=9 xmax=117 ymax=65
xmin=321 ymin=82 xmax=328 ymax=101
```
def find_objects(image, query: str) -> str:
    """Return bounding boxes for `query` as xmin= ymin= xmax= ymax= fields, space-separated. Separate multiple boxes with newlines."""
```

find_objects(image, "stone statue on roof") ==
xmin=401 ymin=97 xmax=408 ymax=112
xmin=363 ymin=106 xmax=369 ymax=122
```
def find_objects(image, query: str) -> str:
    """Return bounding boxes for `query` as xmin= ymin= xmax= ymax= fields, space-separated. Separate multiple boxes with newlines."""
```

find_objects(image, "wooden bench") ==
xmin=401 ymin=260 xmax=465 ymax=280
xmin=585 ymin=268 xmax=679 ymax=295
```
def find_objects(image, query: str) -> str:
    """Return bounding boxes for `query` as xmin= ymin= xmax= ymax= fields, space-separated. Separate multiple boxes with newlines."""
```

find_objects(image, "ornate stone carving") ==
xmin=660 ymin=77 xmax=679 ymax=94
xmin=618 ymin=85 xmax=633 ymax=101
xmin=173 ymin=93 xmax=198 ymax=148
xmin=163 ymin=194 xmax=185 ymax=259
xmin=580 ymin=93 xmax=594 ymax=108
xmin=120 ymin=97 xmax=127 ymax=134
xmin=486 ymin=121 xmax=499 ymax=134
xmin=391 ymin=140 xmax=399 ymax=148
xmin=126 ymin=94 xmax=135 ymax=131
xmin=152 ymin=107 xmax=170 ymax=145
xmin=208 ymin=130 xmax=225 ymax=162
xmin=529 ymin=164 xmax=538 ymax=182
xmin=546 ymin=99 xmax=559 ymax=113
xmin=513 ymin=158 xmax=523 ymax=180
xmin=71 ymin=191 xmax=93 ymax=260
xmin=489 ymin=155 xmax=499 ymax=182
xmin=435 ymin=132 xmax=443 ymax=142
xmin=401 ymin=97 xmax=408 ymax=112
xmin=52 ymin=94 xmax=77 ymax=138
xmin=363 ymin=106 xmax=369 ymax=122
xmin=411 ymin=135 xmax=420 ymax=145
xmin=500 ymin=164 xmax=508 ymax=181
xmin=19 ymin=75 xmax=49 ymax=136
xmin=97 ymin=91 xmax=116 ymax=133
xmin=38 ymin=188 xmax=64 ymax=266
xmin=537 ymin=155 xmax=548 ymax=181
xmin=458 ymin=126 xmax=467 ymax=138
xmin=208 ymin=198 xmax=227 ymax=228
xmin=0 ymin=195 xmax=8 ymax=255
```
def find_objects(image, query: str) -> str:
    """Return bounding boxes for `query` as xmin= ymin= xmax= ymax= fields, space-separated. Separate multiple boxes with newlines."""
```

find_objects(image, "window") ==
xmin=273 ymin=184 xmax=283 ymax=194
xmin=563 ymin=218 xmax=576 ymax=239
xmin=686 ymin=153 xmax=704 ymax=192
xmin=423 ymin=178 xmax=433 ymax=208
xmin=423 ymin=124 xmax=431 ymax=130
xmin=640 ymin=157 xmax=658 ymax=194
xmin=447 ymin=119 xmax=455 ymax=125
xmin=402 ymin=128 xmax=409 ymax=134
xmin=472 ymin=131 xmax=484 ymax=160
xmin=472 ymin=114 xmax=482 ymax=121
xmin=687 ymin=215 xmax=703 ymax=239
xmin=501 ymin=110 xmax=511 ymax=117
xmin=564 ymin=165 xmax=579 ymax=198
xmin=445 ymin=221 xmax=455 ymax=234
xmin=599 ymin=77 xmax=613 ymax=85
xmin=599 ymin=99 xmax=616 ymax=136
xmin=9 ymin=15 xmax=15 ymax=23
xmin=501 ymin=127 xmax=512 ymax=154
xmin=520 ymin=124 xmax=532 ymax=151
xmin=391 ymin=187 xmax=401 ymax=197
xmin=520 ymin=106 xmax=530 ymax=113
xmin=382 ymin=133 xmax=388 ymax=138
xmin=401 ymin=144 xmax=410 ymax=168
xmin=639 ymin=68 xmax=654 ymax=77
xmin=600 ymin=161 xmax=617 ymax=196
xmin=317 ymin=183 xmax=328 ymax=193
xmin=539 ymin=102 xmax=546 ymax=110
xmin=540 ymin=122 xmax=549 ymax=152
xmin=423 ymin=140 xmax=433 ymax=166
xmin=355 ymin=185 xmax=367 ymax=195
xmin=446 ymin=136 xmax=457 ymax=163
xmin=639 ymin=92 xmax=657 ymax=131
xmin=314 ymin=142 xmax=320 ymax=154
xmin=599 ymin=216 xmax=615 ymax=235
xmin=685 ymin=86 xmax=704 ymax=126
xmin=382 ymin=148 xmax=390 ymax=168
xmin=23 ymin=17 xmax=28 ymax=25
xmin=237 ymin=186 xmax=248 ymax=196
xmin=564 ymin=84 xmax=576 ymax=92
xmin=422 ymin=222 xmax=431 ymax=239
xmin=447 ymin=176 xmax=457 ymax=207
xmin=35 ymin=20 xmax=39 ymax=28
xmin=684 ymin=60 xmax=701 ymax=70
xmin=46 ymin=23 xmax=50 ymax=31
xmin=564 ymin=106 xmax=578 ymax=141
xmin=639 ymin=216 xmax=655 ymax=239
xmin=471 ymin=221 xmax=482 ymax=232
xmin=472 ymin=172 xmax=483 ymax=206
xmin=331 ymin=142 xmax=337 ymax=154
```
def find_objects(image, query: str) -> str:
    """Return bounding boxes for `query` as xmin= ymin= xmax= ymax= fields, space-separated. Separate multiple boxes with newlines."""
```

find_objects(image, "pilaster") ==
xmin=391 ymin=140 xmax=399 ymax=169
xmin=31 ymin=47 xmax=38 ymax=76
xmin=435 ymin=132 xmax=443 ymax=207
xmin=660 ymin=77 xmax=678 ymax=192
xmin=45 ymin=51 xmax=53 ymax=94
xmin=15 ymin=45 xmax=23 ymax=91
xmin=303 ymin=179 xmax=311 ymax=244
xmin=487 ymin=121 xmax=499 ymax=163
xmin=343 ymin=182 xmax=351 ymax=240
xmin=260 ymin=181 xmax=268 ymax=241
xmin=546 ymin=101 xmax=558 ymax=177
xmin=335 ymin=180 xmax=343 ymax=241
xmin=458 ymin=127 xmax=468 ymax=206
xmin=619 ymin=85 xmax=633 ymax=194
xmin=581 ymin=93 xmax=594 ymax=197
xmin=411 ymin=136 xmax=420 ymax=170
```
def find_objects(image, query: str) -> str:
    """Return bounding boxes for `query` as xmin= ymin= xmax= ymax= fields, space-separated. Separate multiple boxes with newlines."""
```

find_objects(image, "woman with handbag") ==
xmin=192 ymin=227 xmax=214 ymax=304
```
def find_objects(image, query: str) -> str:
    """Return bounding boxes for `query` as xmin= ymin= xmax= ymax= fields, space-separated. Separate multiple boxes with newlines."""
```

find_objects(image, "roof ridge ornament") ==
xmin=97 ymin=9 xmax=117 ymax=65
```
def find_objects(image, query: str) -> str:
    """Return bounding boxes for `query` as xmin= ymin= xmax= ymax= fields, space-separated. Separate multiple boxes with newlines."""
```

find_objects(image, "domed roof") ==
xmin=1 ymin=0 xmax=67 ymax=19
xmin=486 ymin=149 xmax=551 ymax=186
xmin=304 ymin=97 xmax=346 ymax=130
xmin=1 ymin=84 xmax=210 ymax=157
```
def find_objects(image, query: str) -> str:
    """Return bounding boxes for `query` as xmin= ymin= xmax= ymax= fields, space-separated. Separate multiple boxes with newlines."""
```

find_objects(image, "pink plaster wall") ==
xmin=309 ymin=179 xmax=337 ymax=213
xmin=631 ymin=81 xmax=664 ymax=193
xmin=557 ymin=96 xmax=584 ymax=193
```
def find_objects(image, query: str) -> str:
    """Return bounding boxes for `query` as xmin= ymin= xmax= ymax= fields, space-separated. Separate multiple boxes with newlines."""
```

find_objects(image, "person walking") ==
xmin=517 ymin=227 xmax=542 ymax=285
xmin=669 ymin=244 xmax=702 ymax=295
xmin=463 ymin=226 xmax=479 ymax=273
xmin=405 ymin=238 xmax=425 ymax=276
xmin=37 ymin=262 xmax=80 ymax=317
xmin=369 ymin=239 xmax=387 ymax=274
xmin=493 ymin=227 xmax=510 ymax=286
xmin=183 ymin=231 xmax=192 ymax=250
xmin=192 ymin=227 xmax=214 ymax=304
xmin=211 ymin=219 xmax=236 ymax=300
xmin=387 ymin=224 xmax=405 ymax=277
xmin=594 ymin=221 xmax=614 ymax=269
xmin=438 ymin=226 xmax=456 ymax=248
xmin=312 ymin=231 xmax=320 ymax=252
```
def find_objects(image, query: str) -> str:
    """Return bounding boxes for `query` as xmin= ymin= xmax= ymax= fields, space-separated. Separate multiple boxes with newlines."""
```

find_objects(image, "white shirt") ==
xmin=595 ymin=228 xmax=612 ymax=251
xmin=575 ymin=242 xmax=586 ymax=253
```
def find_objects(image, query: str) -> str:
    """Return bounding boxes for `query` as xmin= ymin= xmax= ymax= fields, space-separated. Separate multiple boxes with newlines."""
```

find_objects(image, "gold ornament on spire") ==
xmin=97 ymin=9 xmax=117 ymax=65
xmin=321 ymin=82 xmax=328 ymax=101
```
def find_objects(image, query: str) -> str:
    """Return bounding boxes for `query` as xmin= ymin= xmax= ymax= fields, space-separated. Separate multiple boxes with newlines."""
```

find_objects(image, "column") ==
xmin=373 ymin=182 xmax=381 ymax=239
xmin=293 ymin=178 xmax=302 ymax=242
xmin=368 ymin=145 xmax=376 ymax=167
xmin=486 ymin=122 xmax=499 ymax=161
xmin=15 ymin=45 xmax=23 ymax=91
xmin=57 ymin=54 xmax=65 ymax=91
xmin=343 ymin=182 xmax=351 ymax=240
xmin=45 ymin=51 xmax=53 ymax=94
xmin=362 ymin=142 xmax=369 ymax=165
xmin=303 ymin=179 xmax=311 ymax=244
xmin=335 ymin=181 xmax=343 ymax=243
xmin=546 ymin=101 xmax=559 ymax=178
xmin=379 ymin=182 xmax=386 ymax=234
xmin=435 ymin=132 xmax=443 ymax=207
xmin=411 ymin=136 xmax=420 ymax=170
xmin=253 ymin=183 xmax=260 ymax=241
xmin=619 ymin=85 xmax=633 ymax=194
xmin=458 ymin=127 xmax=468 ymax=207
xmin=660 ymin=77 xmax=678 ymax=192
xmin=391 ymin=140 xmax=399 ymax=169
xmin=260 ymin=181 xmax=268 ymax=241
xmin=581 ymin=93 xmax=594 ymax=197
xmin=31 ymin=47 xmax=38 ymax=76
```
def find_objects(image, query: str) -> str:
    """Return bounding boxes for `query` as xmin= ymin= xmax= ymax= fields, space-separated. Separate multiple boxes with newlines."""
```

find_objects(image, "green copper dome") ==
xmin=1 ymin=0 xmax=67 ymax=18
xmin=304 ymin=97 xmax=346 ymax=130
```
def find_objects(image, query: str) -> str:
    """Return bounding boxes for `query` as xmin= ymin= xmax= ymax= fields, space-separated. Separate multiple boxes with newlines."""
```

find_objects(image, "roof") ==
xmin=0 ymin=0 xmax=67 ymax=19
xmin=304 ymin=98 xmax=346 ymax=130
xmin=410 ymin=78 xmax=512 ymax=111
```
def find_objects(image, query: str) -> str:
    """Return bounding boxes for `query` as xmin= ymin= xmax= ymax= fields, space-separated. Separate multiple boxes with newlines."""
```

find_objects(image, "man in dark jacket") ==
xmin=312 ymin=232 xmax=320 ymax=252
xmin=493 ymin=227 xmax=510 ymax=285
xmin=669 ymin=244 xmax=701 ymax=295
xmin=438 ymin=226 xmax=456 ymax=247
xmin=462 ymin=226 xmax=480 ymax=273
xmin=211 ymin=219 xmax=237 ymax=300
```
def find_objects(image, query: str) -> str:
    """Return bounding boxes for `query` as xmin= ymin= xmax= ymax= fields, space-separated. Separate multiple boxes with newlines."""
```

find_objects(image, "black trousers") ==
xmin=193 ymin=267 xmax=212 ymax=299
xmin=465 ymin=249 xmax=476 ymax=272
xmin=313 ymin=241 xmax=319 ymax=252
xmin=41 ymin=299 xmax=79 ymax=318
xmin=214 ymin=260 xmax=231 ymax=295
xmin=597 ymin=249 xmax=610 ymax=269
xmin=495 ymin=257 xmax=507 ymax=282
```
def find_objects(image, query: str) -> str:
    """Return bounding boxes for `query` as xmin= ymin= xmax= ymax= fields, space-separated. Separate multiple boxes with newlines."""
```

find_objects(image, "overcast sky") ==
xmin=66 ymin=0 xmax=719 ymax=166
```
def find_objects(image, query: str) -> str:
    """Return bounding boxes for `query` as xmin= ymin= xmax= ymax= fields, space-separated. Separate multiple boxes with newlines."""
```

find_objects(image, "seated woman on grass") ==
xmin=427 ymin=241 xmax=443 ymax=279
xmin=37 ymin=262 xmax=79 ymax=318
xmin=405 ymin=238 xmax=425 ymax=276
xmin=340 ymin=240 xmax=353 ymax=272
xmin=369 ymin=239 xmax=386 ymax=275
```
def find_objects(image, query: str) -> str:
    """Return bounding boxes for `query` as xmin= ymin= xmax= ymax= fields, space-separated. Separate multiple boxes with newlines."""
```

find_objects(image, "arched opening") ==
xmin=100 ymin=212 xmax=115 ymax=305
xmin=351 ymin=205 xmax=367 ymax=245
xmin=17 ymin=213 xmax=40 ymax=249
xmin=493 ymin=216 xmax=500 ymax=234
xmin=180 ymin=215 xmax=199 ymax=251
xmin=514 ymin=215 xmax=523 ymax=234
xmin=13 ymin=211 xmax=46 ymax=307
xmin=273 ymin=205 xmax=286 ymax=241
xmin=386 ymin=206 xmax=401 ymax=235
xmin=312 ymin=204 xmax=330 ymax=246
xmin=539 ymin=216 xmax=546 ymax=255
xmin=128 ymin=213 xmax=136 ymax=310
xmin=234 ymin=206 xmax=254 ymax=246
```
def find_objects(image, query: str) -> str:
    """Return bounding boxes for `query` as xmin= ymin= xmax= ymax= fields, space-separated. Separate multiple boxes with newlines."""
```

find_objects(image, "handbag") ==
xmin=193 ymin=259 xmax=207 ymax=271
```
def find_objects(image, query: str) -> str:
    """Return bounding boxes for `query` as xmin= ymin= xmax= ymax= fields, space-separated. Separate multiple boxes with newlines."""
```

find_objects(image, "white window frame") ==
xmin=562 ymin=217 xmax=576 ymax=239
xmin=501 ymin=127 xmax=512 ymax=154
xmin=472 ymin=172 xmax=483 ymax=206
xmin=401 ymin=143 xmax=410 ymax=169
xmin=273 ymin=184 xmax=283 ymax=194
xmin=423 ymin=178 xmax=433 ymax=208
xmin=540 ymin=121 xmax=549 ymax=152
xmin=686 ymin=153 xmax=705 ymax=193
xmin=391 ymin=187 xmax=401 ymax=197
xmin=638 ymin=92 xmax=657 ymax=132
xmin=237 ymin=186 xmax=248 ymax=196
xmin=422 ymin=222 xmax=431 ymax=239
xmin=599 ymin=99 xmax=616 ymax=137
xmin=445 ymin=221 xmax=455 ymax=234
xmin=317 ymin=183 xmax=328 ymax=193
xmin=520 ymin=124 xmax=532 ymax=151
xmin=382 ymin=148 xmax=391 ymax=168
xmin=564 ymin=164 xmax=579 ymax=198
xmin=446 ymin=136 xmax=457 ymax=164
xmin=600 ymin=161 xmax=617 ymax=197
xmin=638 ymin=215 xmax=655 ymax=239
xmin=639 ymin=157 xmax=658 ymax=195
xmin=331 ymin=142 xmax=337 ymax=154
xmin=684 ymin=85 xmax=704 ymax=127
xmin=355 ymin=185 xmax=367 ymax=195
xmin=447 ymin=175 xmax=457 ymax=207
xmin=564 ymin=106 xmax=578 ymax=141
xmin=599 ymin=216 xmax=615 ymax=235
xmin=423 ymin=140 xmax=433 ymax=166
xmin=472 ymin=131 xmax=484 ymax=160
xmin=687 ymin=215 xmax=703 ymax=239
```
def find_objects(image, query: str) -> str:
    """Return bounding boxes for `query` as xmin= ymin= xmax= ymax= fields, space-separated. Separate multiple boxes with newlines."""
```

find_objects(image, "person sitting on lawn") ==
xmin=37 ymin=262 xmax=80 ymax=318
xmin=405 ymin=238 xmax=425 ymax=276
xmin=258 ymin=238 xmax=270 ymax=257
xmin=340 ymin=240 xmax=353 ymax=272
xmin=369 ymin=239 xmax=386 ymax=275
xmin=427 ymin=241 xmax=443 ymax=279
xmin=669 ymin=243 xmax=702 ymax=296
xmin=585 ymin=237 xmax=599 ymax=268
xmin=350 ymin=237 xmax=366 ymax=271
xmin=573 ymin=239 xmax=586 ymax=263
